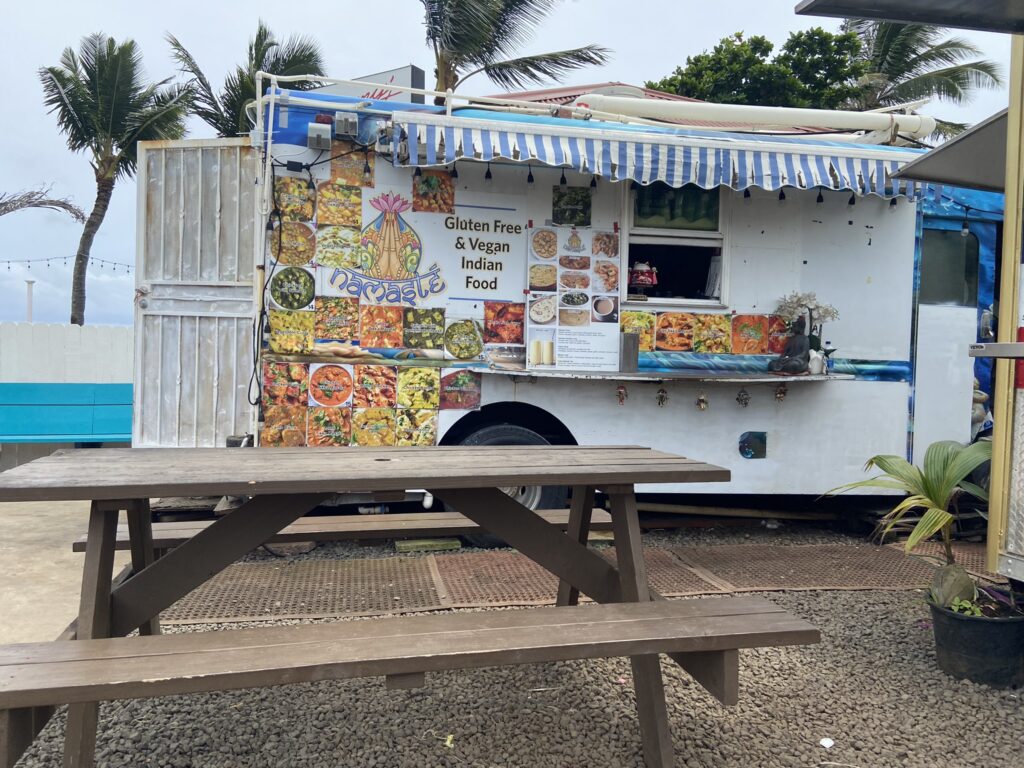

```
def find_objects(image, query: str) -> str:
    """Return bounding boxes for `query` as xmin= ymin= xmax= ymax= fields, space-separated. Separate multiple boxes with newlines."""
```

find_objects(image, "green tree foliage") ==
xmin=646 ymin=29 xmax=865 ymax=109
xmin=168 ymin=21 xmax=325 ymax=137
xmin=40 ymin=34 xmax=191 ymax=324
xmin=421 ymin=0 xmax=611 ymax=101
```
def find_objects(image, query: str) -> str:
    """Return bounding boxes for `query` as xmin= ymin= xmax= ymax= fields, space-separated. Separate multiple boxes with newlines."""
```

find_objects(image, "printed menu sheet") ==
xmin=525 ymin=226 xmax=621 ymax=372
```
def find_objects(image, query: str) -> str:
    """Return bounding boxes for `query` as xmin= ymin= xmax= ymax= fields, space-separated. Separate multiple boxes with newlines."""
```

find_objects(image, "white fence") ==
xmin=0 ymin=322 xmax=133 ymax=383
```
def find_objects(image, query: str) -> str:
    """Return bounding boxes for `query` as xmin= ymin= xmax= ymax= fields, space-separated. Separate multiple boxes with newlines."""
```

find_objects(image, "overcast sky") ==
xmin=0 ymin=0 xmax=1011 ymax=326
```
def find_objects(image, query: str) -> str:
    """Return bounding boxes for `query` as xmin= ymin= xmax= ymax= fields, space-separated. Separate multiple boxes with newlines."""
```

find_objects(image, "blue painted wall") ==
xmin=0 ymin=383 xmax=132 ymax=443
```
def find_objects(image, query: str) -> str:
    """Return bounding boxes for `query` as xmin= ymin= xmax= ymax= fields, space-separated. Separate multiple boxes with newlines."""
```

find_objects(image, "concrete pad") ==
xmin=0 ymin=500 xmax=131 ymax=643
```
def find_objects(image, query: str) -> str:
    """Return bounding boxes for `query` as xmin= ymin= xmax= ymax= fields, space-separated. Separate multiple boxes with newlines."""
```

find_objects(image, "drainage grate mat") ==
xmin=673 ymin=544 xmax=937 ymax=591
xmin=434 ymin=551 xmax=560 ymax=606
xmin=162 ymin=557 xmax=446 ymax=623
xmin=888 ymin=541 xmax=1006 ymax=583
xmin=163 ymin=543 xmax=949 ymax=624
xmin=596 ymin=547 xmax=728 ymax=596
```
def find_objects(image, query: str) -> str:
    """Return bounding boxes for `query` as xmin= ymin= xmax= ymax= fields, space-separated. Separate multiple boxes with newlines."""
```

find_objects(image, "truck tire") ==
xmin=455 ymin=423 xmax=569 ymax=547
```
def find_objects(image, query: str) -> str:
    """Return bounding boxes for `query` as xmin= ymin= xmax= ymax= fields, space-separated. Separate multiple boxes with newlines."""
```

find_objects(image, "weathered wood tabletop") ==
xmin=0 ymin=445 xmax=729 ymax=501
xmin=0 ymin=445 xmax=730 ymax=768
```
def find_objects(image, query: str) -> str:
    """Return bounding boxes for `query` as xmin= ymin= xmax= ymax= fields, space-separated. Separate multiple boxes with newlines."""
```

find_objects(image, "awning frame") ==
xmin=391 ymin=112 xmax=922 ymax=199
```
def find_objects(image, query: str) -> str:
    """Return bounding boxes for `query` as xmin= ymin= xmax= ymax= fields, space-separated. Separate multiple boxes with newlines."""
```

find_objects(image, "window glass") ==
xmin=627 ymin=241 xmax=722 ymax=302
xmin=634 ymin=184 xmax=719 ymax=231
xmin=920 ymin=229 xmax=979 ymax=307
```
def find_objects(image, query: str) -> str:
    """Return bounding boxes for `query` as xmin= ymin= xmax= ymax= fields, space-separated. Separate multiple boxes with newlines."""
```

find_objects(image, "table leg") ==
xmin=64 ymin=501 xmax=118 ymax=768
xmin=556 ymin=486 xmax=594 ymax=607
xmin=608 ymin=488 xmax=675 ymax=768
xmin=430 ymin=488 xmax=621 ymax=603
xmin=125 ymin=499 xmax=160 ymax=636
xmin=109 ymin=493 xmax=331 ymax=637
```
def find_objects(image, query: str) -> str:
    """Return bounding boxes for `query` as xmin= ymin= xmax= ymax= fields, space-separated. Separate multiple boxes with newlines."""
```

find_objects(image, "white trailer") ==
xmin=132 ymin=80 xmax=998 ymax=508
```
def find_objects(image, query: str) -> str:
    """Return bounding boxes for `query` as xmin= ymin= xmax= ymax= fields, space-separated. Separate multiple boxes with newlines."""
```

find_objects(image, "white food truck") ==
xmin=131 ymin=76 xmax=1004 ymax=509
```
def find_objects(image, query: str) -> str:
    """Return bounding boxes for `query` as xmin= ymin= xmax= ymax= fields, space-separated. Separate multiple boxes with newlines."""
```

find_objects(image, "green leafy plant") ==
xmin=950 ymin=597 xmax=982 ymax=617
xmin=827 ymin=440 xmax=991 ymax=607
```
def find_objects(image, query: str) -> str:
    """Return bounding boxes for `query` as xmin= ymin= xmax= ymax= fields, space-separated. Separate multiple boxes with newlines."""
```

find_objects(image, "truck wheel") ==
xmin=455 ymin=423 xmax=569 ymax=547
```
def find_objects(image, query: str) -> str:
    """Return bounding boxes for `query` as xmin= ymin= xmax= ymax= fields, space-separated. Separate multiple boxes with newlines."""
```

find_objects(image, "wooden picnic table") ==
xmin=0 ymin=444 xmax=764 ymax=768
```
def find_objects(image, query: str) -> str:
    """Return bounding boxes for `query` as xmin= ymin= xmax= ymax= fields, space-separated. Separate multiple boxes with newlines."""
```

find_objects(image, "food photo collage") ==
xmin=261 ymin=362 xmax=483 ymax=448
xmin=526 ymin=227 xmax=621 ymax=367
xmin=620 ymin=312 xmax=791 ymax=355
xmin=264 ymin=146 xmax=527 ymax=366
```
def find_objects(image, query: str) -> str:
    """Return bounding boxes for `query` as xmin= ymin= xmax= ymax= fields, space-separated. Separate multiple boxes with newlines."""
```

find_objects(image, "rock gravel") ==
xmin=17 ymin=524 xmax=1023 ymax=768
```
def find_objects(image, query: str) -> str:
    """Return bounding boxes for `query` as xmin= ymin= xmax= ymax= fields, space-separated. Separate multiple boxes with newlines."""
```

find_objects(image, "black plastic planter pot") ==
xmin=930 ymin=603 xmax=1024 ymax=688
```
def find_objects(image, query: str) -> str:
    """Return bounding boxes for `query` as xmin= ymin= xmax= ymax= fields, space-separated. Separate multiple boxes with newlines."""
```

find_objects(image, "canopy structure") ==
xmin=259 ymin=88 xmax=924 ymax=198
xmin=795 ymin=0 xmax=1024 ymax=33
xmin=390 ymin=110 xmax=922 ymax=198
xmin=894 ymin=110 xmax=1007 ymax=192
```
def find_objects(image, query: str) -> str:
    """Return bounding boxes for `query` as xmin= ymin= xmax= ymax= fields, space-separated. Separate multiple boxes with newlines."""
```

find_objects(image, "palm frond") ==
xmin=848 ymin=19 xmax=1003 ymax=113
xmin=467 ymin=45 xmax=612 ymax=90
xmin=827 ymin=476 xmax=916 ymax=494
xmin=958 ymin=480 xmax=989 ymax=504
xmin=421 ymin=0 xmax=499 ymax=60
xmin=39 ymin=61 xmax=94 ymax=152
xmin=166 ymin=32 xmax=227 ymax=134
xmin=941 ymin=441 xmax=992 ymax=496
xmin=117 ymin=82 xmax=193 ymax=177
xmin=865 ymin=454 xmax=927 ymax=497
xmin=904 ymin=506 xmax=955 ymax=551
xmin=483 ymin=0 xmax=561 ymax=61
xmin=879 ymin=493 xmax=934 ymax=532
xmin=263 ymin=33 xmax=326 ymax=89
xmin=0 ymin=188 xmax=86 ymax=223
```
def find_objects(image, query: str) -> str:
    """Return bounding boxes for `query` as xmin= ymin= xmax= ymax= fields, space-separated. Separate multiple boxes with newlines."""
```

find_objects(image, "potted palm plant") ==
xmin=829 ymin=440 xmax=1024 ymax=688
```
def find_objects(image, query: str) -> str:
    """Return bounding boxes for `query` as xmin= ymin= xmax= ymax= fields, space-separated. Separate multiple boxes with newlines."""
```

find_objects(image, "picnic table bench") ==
xmin=70 ymin=508 xmax=615 ymax=554
xmin=0 ymin=445 xmax=819 ymax=768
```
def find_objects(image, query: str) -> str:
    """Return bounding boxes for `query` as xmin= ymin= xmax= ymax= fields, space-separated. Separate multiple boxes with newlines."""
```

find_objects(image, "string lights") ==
xmin=1 ymin=256 xmax=133 ymax=273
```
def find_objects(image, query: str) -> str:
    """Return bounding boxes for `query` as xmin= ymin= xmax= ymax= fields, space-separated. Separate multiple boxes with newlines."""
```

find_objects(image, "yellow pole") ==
xmin=988 ymin=36 xmax=1024 ymax=573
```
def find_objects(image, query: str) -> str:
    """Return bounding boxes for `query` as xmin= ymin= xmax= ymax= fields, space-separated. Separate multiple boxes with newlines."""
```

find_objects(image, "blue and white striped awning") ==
xmin=391 ymin=112 xmax=922 ymax=199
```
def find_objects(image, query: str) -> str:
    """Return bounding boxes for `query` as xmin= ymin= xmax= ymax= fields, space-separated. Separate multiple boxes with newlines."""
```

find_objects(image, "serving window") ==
xmin=625 ymin=184 xmax=725 ymax=305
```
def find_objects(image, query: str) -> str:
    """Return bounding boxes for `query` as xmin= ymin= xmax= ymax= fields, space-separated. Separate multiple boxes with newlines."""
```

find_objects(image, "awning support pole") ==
xmin=988 ymin=36 xmax=1024 ymax=573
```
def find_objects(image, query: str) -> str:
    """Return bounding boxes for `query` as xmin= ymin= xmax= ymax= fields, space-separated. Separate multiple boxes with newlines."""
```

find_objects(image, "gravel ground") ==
xmin=18 ymin=524 xmax=1022 ymax=768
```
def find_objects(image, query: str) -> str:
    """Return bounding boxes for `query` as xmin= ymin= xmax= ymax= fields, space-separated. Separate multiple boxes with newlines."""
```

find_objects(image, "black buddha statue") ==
xmin=768 ymin=316 xmax=810 ymax=374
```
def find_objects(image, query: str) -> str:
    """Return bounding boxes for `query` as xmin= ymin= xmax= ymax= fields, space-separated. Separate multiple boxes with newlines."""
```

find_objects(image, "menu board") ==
xmin=525 ymin=227 xmax=621 ymax=372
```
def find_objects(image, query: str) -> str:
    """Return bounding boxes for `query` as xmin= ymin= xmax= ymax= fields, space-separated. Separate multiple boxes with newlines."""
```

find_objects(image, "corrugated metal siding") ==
xmin=1004 ymin=397 xmax=1024 ymax=579
xmin=134 ymin=139 xmax=257 ymax=447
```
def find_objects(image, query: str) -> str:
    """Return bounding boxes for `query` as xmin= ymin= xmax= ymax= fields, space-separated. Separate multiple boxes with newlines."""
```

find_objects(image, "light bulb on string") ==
xmin=484 ymin=163 xmax=493 ymax=182
xmin=449 ymin=164 xmax=458 ymax=179
xmin=559 ymin=170 xmax=568 ymax=192
xmin=889 ymin=197 xmax=898 ymax=209
xmin=778 ymin=188 xmax=786 ymax=202
xmin=527 ymin=165 xmax=534 ymax=184
xmin=413 ymin=166 xmax=422 ymax=178
xmin=816 ymin=188 xmax=824 ymax=204
xmin=362 ymin=152 xmax=372 ymax=184
xmin=848 ymin=193 xmax=856 ymax=207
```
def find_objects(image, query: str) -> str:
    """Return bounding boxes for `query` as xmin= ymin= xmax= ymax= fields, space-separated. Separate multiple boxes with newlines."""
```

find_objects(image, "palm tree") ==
xmin=421 ymin=0 xmax=611 ymax=102
xmin=168 ymin=21 xmax=326 ymax=138
xmin=0 ymin=187 xmax=85 ymax=223
xmin=40 ymin=33 xmax=191 ymax=325
xmin=844 ymin=19 xmax=1003 ymax=137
